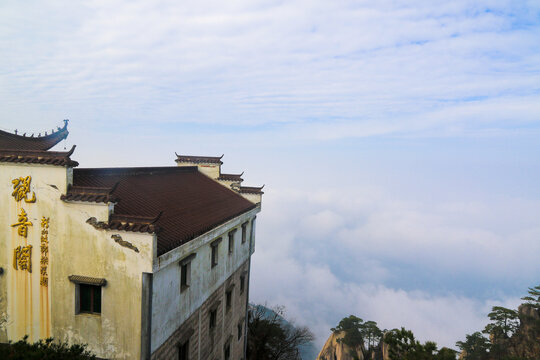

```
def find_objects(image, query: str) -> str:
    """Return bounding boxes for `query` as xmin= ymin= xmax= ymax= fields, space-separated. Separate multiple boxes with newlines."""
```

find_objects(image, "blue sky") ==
xmin=1 ymin=0 xmax=540 ymax=351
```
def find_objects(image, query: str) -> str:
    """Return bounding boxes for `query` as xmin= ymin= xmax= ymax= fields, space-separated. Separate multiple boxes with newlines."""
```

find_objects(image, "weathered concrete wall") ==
xmin=0 ymin=163 xmax=69 ymax=343
xmin=151 ymin=260 xmax=249 ymax=360
xmin=0 ymin=274 xmax=6 ymax=343
xmin=51 ymin=205 xmax=154 ymax=359
xmin=150 ymin=206 xmax=259 ymax=355
xmin=0 ymin=163 xmax=154 ymax=359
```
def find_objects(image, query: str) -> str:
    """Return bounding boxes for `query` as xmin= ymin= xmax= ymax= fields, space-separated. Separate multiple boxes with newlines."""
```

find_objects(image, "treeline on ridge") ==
xmin=319 ymin=285 xmax=540 ymax=360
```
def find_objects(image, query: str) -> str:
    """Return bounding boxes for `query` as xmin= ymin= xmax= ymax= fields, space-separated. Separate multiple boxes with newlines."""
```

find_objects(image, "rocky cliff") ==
xmin=316 ymin=331 xmax=364 ymax=360
xmin=500 ymin=304 xmax=540 ymax=359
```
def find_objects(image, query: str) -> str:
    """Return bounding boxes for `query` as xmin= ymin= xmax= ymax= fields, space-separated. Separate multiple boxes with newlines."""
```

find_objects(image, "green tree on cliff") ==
xmin=362 ymin=320 xmax=383 ymax=350
xmin=437 ymin=347 xmax=459 ymax=360
xmin=385 ymin=327 xmax=457 ymax=360
xmin=483 ymin=306 xmax=519 ymax=339
xmin=455 ymin=332 xmax=490 ymax=360
xmin=385 ymin=327 xmax=417 ymax=359
xmin=331 ymin=315 xmax=365 ymax=349
xmin=521 ymin=285 xmax=540 ymax=310
xmin=331 ymin=315 xmax=384 ymax=359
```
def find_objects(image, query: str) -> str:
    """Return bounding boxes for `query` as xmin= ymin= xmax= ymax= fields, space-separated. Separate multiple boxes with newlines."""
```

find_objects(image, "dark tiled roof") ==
xmin=0 ymin=120 xmax=69 ymax=151
xmin=87 ymin=216 xmax=158 ymax=234
xmin=218 ymin=172 xmax=244 ymax=182
xmin=67 ymin=166 xmax=257 ymax=255
xmin=61 ymin=184 xmax=118 ymax=203
xmin=175 ymin=153 xmax=223 ymax=164
xmin=0 ymin=146 xmax=79 ymax=167
xmin=68 ymin=275 xmax=107 ymax=286
xmin=239 ymin=185 xmax=265 ymax=195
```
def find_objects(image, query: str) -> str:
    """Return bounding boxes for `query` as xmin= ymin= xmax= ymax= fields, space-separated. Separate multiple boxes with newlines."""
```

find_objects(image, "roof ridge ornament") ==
xmin=0 ymin=120 xmax=70 ymax=151
xmin=65 ymin=145 xmax=76 ymax=157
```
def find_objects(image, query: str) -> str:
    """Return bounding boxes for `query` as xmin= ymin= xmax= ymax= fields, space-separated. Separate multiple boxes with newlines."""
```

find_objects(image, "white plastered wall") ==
xmin=150 ymin=206 xmax=260 ymax=353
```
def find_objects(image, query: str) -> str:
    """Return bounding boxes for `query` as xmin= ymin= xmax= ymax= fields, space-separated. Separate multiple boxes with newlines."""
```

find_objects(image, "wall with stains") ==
xmin=0 ymin=163 xmax=70 ymax=344
xmin=150 ymin=206 xmax=259 ymax=355
xmin=0 ymin=163 xmax=154 ymax=359
xmin=151 ymin=260 xmax=250 ymax=360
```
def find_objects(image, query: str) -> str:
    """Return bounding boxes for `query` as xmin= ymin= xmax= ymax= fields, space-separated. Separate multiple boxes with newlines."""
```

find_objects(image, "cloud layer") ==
xmin=1 ymin=0 xmax=539 ymax=352
xmin=251 ymin=185 xmax=537 ymax=348
xmin=1 ymin=0 xmax=539 ymax=138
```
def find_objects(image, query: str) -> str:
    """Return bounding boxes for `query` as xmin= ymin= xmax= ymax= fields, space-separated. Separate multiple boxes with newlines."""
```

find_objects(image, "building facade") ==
xmin=0 ymin=122 xmax=263 ymax=360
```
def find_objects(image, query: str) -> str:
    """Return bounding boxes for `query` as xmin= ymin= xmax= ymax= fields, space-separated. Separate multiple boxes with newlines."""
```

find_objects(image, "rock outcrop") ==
xmin=505 ymin=304 xmax=540 ymax=359
xmin=458 ymin=304 xmax=540 ymax=360
xmin=316 ymin=331 xmax=364 ymax=360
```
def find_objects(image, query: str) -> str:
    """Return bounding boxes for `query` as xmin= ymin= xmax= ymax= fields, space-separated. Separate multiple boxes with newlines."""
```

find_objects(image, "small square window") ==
xmin=179 ymin=339 xmax=189 ymax=360
xmin=79 ymin=284 xmax=101 ymax=314
xmin=209 ymin=309 xmax=217 ymax=330
xmin=226 ymin=290 xmax=232 ymax=311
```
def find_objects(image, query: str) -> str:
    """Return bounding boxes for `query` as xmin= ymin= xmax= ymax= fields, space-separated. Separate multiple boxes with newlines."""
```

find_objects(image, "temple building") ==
xmin=0 ymin=121 xmax=263 ymax=360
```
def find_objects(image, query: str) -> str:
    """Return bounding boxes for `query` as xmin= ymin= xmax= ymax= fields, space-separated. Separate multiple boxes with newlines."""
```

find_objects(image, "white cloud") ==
xmin=251 ymin=186 xmax=540 ymax=349
xmin=1 ymin=0 xmax=539 ymax=353
xmin=1 ymin=0 xmax=539 ymax=137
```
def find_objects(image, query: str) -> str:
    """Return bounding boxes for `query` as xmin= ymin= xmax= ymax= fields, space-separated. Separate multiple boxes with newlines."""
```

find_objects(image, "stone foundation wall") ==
xmin=151 ymin=260 xmax=249 ymax=360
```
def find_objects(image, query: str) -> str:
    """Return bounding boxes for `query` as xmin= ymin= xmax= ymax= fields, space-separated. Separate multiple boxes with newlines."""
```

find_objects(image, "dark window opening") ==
xmin=228 ymin=232 xmax=234 ymax=254
xmin=211 ymin=243 xmax=219 ymax=268
xmin=237 ymin=322 xmax=242 ymax=340
xmin=241 ymin=223 xmax=248 ymax=243
xmin=179 ymin=340 xmax=189 ymax=360
xmin=209 ymin=309 xmax=217 ymax=330
xmin=240 ymin=275 xmax=245 ymax=294
xmin=181 ymin=262 xmax=190 ymax=291
xmin=79 ymin=284 xmax=101 ymax=314
xmin=224 ymin=343 xmax=230 ymax=360
xmin=226 ymin=290 xmax=232 ymax=311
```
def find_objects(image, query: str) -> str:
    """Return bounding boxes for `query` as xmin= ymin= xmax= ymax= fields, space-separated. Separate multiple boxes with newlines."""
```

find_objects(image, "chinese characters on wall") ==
xmin=9 ymin=175 xmax=50 ymax=286
xmin=12 ymin=176 xmax=36 ymax=203
xmin=40 ymin=217 xmax=49 ymax=286
xmin=11 ymin=208 xmax=32 ymax=237
xmin=13 ymin=245 xmax=32 ymax=272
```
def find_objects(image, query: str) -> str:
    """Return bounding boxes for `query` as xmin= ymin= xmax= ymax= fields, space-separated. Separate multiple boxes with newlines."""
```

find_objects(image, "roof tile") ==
xmin=0 ymin=146 xmax=78 ymax=167
xmin=175 ymin=153 xmax=223 ymax=164
xmin=0 ymin=120 xmax=69 ymax=151
xmin=71 ymin=166 xmax=256 ymax=255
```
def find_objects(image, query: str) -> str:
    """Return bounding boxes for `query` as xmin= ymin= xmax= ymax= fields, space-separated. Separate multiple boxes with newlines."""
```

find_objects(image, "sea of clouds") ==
xmin=1 ymin=0 xmax=539 ymax=351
